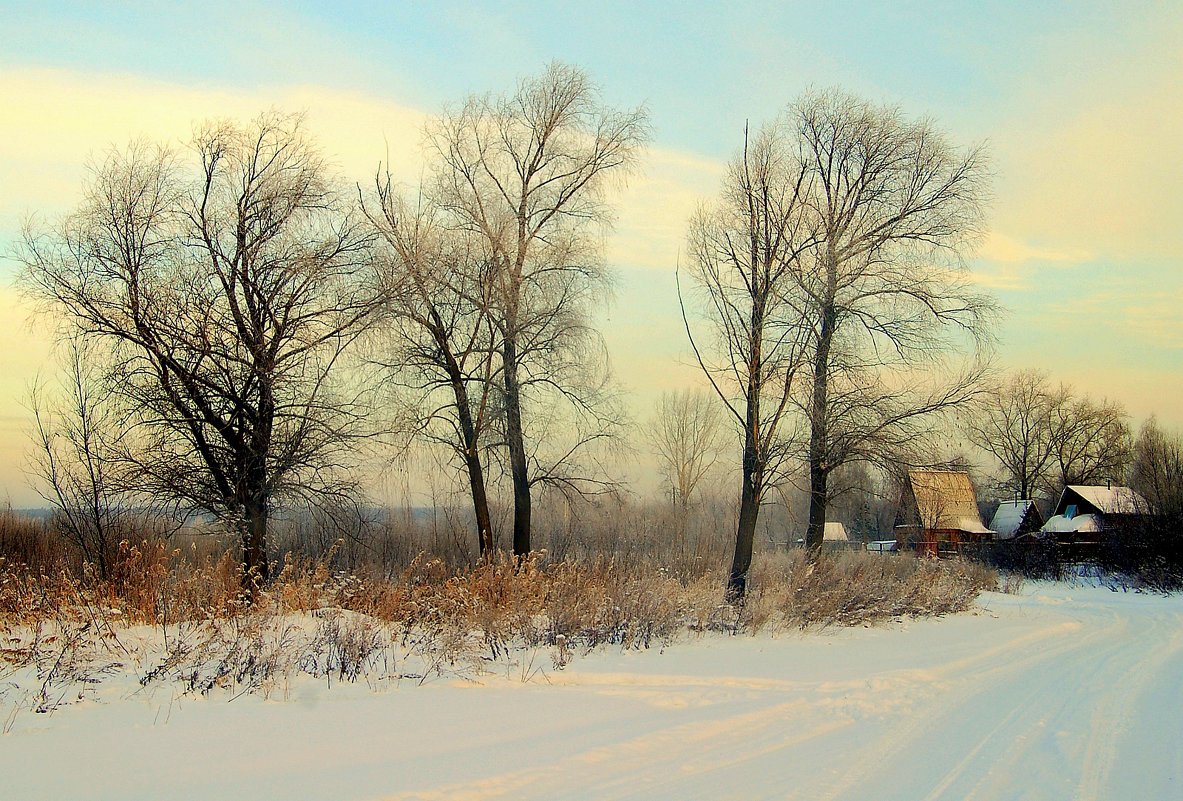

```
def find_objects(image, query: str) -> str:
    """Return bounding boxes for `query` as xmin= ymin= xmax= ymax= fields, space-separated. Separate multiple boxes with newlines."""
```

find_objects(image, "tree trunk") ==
xmin=438 ymin=329 xmax=495 ymax=557
xmin=728 ymin=290 xmax=765 ymax=602
xmin=805 ymin=305 xmax=835 ymax=551
xmin=241 ymin=493 xmax=269 ymax=594
xmin=457 ymin=400 xmax=494 ymax=556
xmin=727 ymin=451 xmax=762 ymax=603
xmin=806 ymin=459 xmax=828 ymax=551
xmin=503 ymin=336 xmax=531 ymax=556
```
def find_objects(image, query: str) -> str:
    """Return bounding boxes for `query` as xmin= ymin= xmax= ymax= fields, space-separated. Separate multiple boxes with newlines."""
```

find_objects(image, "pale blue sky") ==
xmin=1 ymin=1 xmax=1180 ymax=503
xmin=3 ymin=2 xmax=1152 ymax=149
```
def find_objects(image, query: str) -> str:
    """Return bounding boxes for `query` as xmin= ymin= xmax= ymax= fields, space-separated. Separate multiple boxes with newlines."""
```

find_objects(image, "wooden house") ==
xmin=895 ymin=469 xmax=993 ymax=555
xmin=1041 ymin=485 xmax=1148 ymax=543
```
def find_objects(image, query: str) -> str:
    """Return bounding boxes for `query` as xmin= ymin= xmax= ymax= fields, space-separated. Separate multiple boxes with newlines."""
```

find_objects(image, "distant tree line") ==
xmin=964 ymin=369 xmax=1131 ymax=503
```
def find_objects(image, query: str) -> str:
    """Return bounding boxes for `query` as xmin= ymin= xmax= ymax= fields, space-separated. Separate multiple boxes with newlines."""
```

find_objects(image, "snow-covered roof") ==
xmin=1042 ymin=513 xmax=1101 ymax=534
xmin=990 ymin=500 xmax=1040 ymax=539
xmin=1063 ymin=485 xmax=1147 ymax=516
xmin=823 ymin=522 xmax=848 ymax=542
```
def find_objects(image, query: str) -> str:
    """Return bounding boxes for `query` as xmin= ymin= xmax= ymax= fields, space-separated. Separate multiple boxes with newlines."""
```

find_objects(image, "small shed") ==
xmin=822 ymin=522 xmax=849 ymax=542
xmin=1041 ymin=485 xmax=1147 ymax=542
xmin=989 ymin=500 xmax=1044 ymax=540
xmin=791 ymin=521 xmax=855 ymax=549
xmin=895 ymin=469 xmax=993 ymax=555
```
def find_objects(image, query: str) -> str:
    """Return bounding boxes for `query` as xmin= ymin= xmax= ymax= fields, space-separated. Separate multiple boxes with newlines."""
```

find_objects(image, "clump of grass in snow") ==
xmin=744 ymin=550 xmax=999 ymax=630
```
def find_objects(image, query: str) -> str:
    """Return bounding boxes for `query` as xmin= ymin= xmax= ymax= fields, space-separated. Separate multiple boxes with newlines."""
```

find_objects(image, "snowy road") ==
xmin=3 ymin=583 xmax=1180 ymax=800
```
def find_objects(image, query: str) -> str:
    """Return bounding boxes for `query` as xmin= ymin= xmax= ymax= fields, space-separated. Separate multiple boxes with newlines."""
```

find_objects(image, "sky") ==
xmin=1 ymin=1 xmax=1180 ymax=506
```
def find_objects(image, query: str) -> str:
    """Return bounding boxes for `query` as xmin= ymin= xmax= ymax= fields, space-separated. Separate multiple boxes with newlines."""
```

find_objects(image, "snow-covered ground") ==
xmin=3 ymin=582 xmax=1180 ymax=800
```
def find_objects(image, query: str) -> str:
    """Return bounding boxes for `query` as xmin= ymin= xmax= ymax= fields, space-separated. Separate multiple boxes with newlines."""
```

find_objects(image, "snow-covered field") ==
xmin=3 ymin=582 xmax=1180 ymax=800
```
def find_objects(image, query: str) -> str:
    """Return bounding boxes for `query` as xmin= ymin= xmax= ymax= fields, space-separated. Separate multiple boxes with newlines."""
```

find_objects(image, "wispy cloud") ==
xmin=606 ymin=148 xmax=725 ymax=272
xmin=988 ymin=12 xmax=1183 ymax=267
xmin=0 ymin=67 xmax=725 ymax=278
xmin=977 ymin=232 xmax=1089 ymax=266
xmin=1122 ymin=294 xmax=1183 ymax=351
xmin=0 ymin=68 xmax=430 ymax=231
xmin=970 ymin=231 xmax=1092 ymax=290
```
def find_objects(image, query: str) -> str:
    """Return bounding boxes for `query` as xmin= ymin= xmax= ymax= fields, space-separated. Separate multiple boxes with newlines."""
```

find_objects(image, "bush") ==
xmin=1097 ymin=516 xmax=1183 ymax=591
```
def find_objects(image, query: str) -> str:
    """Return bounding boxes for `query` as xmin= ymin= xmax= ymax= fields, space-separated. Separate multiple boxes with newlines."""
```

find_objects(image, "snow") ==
xmin=990 ymin=500 xmax=1036 ymax=539
xmin=955 ymin=516 xmax=994 ymax=535
xmin=3 ymin=583 xmax=1181 ymax=800
xmin=1042 ymin=512 xmax=1102 ymax=534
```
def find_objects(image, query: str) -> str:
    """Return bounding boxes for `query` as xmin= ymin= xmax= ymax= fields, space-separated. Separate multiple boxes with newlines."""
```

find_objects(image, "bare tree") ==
xmin=1048 ymin=391 xmax=1131 ymax=491
xmin=427 ymin=63 xmax=649 ymax=555
xmin=966 ymin=372 xmax=1132 ymax=499
xmin=1120 ymin=416 xmax=1183 ymax=586
xmin=646 ymin=389 xmax=726 ymax=506
xmin=1129 ymin=417 xmax=1183 ymax=519
xmin=27 ymin=337 xmax=129 ymax=578
xmin=815 ymin=460 xmax=887 ymax=540
xmin=19 ymin=114 xmax=384 ymax=591
xmin=365 ymin=178 xmax=500 ymax=556
xmin=963 ymin=369 xmax=1059 ymax=500
xmin=684 ymin=124 xmax=815 ymax=600
xmin=789 ymin=90 xmax=996 ymax=549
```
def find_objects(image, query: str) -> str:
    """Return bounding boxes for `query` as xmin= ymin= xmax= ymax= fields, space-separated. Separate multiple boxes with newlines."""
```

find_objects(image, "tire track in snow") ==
xmin=382 ymin=693 xmax=850 ymax=801
xmin=384 ymin=591 xmax=1182 ymax=801
xmin=803 ymin=605 xmax=1125 ymax=801
xmin=807 ymin=593 xmax=1183 ymax=801
xmin=1074 ymin=607 xmax=1183 ymax=801
xmin=390 ymin=618 xmax=1098 ymax=801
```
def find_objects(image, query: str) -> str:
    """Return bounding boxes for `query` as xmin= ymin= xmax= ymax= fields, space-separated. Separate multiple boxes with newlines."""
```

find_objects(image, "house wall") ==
xmin=897 ymin=526 xmax=992 ymax=556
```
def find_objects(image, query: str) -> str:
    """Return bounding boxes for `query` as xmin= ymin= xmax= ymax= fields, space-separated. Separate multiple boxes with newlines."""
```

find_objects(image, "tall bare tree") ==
xmin=684 ymin=124 xmax=815 ymax=600
xmin=963 ymin=369 xmax=1059 ymax=500
xmin=790 ymin=90 xmax=996 ymax=549
xmin=427 ymin=63 xmax=649 ymax=555
xmin=20 ymin=114 xmax=384 ymax=590
xmin=646 ymin=388 xmax=726 ymax=506
xmin=365 ymin=178 xmax=500 ymax=555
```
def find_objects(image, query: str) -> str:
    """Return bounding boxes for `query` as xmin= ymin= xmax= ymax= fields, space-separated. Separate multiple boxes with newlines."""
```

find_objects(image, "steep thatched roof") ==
xmin=905 ymin=469 xmax=991 ymax=534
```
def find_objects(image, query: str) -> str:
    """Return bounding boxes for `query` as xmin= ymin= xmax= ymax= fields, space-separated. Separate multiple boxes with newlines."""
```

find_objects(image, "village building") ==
xmin=791 ymin=521 xmax=858 ymax=549
xmin=989 ymin=499 xmax=1045 ymax=540
xmin=1041 ymin=485 xmax=1148 ymax=542
xmin=895 ymin=469 xmax=993 ymax=555
xmin=821 ymin=521 xmax=863 ymax=550
xmin=823 ymin=521 xmax=848 ymax=542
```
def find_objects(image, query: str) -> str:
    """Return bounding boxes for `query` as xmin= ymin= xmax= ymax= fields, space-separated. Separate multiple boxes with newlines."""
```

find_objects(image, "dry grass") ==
xmin=0 ymin=509 xmax=1003 ymax=714
xmin=743 ymin=550 xmax=999 ymax=630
